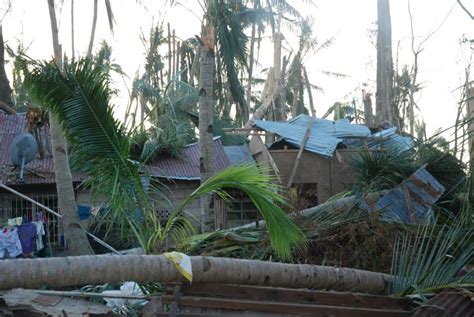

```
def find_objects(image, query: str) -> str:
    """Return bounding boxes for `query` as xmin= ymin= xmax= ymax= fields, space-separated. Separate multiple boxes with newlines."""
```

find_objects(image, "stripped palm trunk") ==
xmin=375 ymin=0 xmax=394 ymax=125
xmin=198 ymin=24 xmax=215 ymax=231
xmin=87 ymin=0 xmax=98 ymax=56
xmin=47 ymin=0 xmax=94 ymax=255
xmin=0 ymin=254 xmax=392 ymax=294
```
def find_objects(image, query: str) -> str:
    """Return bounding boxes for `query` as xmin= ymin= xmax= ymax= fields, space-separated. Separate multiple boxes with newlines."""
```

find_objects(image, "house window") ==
xmin=226 ymin=190 xmax=259 ymax=228
xmin=0 ymin=192 xmax=63 ymax=248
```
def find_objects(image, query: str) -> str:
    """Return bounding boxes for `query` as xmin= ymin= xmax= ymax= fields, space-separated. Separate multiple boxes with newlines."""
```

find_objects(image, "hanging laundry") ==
xmin=32 ymin=221 xmax=45 ymax=251
xmin=0 ymin=228 xmax=23 ymax=258
xmin=7 ymin=217 xmax=22 ymax=227
xmin=35 ymin=211 xmax=46 ymax=223
xmin=17 ymin=222 xmax=36 ymax=256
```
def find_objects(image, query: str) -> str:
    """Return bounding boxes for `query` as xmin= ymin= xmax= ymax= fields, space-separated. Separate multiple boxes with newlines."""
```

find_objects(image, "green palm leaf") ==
xmin=175 ymin=164 xmax=307 ymax=260
xmin=390 ymin=209 xmax=473 ymax=295
xmin=23 ymin=58 xmax=147 ymax=230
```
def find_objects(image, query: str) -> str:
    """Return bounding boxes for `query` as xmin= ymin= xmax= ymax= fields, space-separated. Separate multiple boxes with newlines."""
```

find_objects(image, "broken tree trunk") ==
xmin=198 ymin=24 xmax=216 ymax=231
xmin=375 ymin=0 xmax=394 ymax=125
xmin=303 ymin=67 xmax=316 ymax=117
xmin=244 ymin=67 xmax=278 ymax=128
xmin=244 ymin=26 xmax=282 ymax=129
xmin=0 ymin=255 xmax=392 ymax=294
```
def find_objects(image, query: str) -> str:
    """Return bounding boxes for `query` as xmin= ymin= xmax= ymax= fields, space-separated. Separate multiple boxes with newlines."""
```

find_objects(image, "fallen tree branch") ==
xmin=0 ymin=254 xmax=392 ymax=294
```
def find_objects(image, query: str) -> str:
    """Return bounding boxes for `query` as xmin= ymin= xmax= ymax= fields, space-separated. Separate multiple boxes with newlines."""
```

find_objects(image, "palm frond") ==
xmin=215 ymin=5 xmax=248 ymax=120
xmin=390 ymin=209 xmax=473 ymax=295
xmin=23 ymin=57 xmax=152 ymax=241
xmin=23 ymin=58 xmax=130 ymax=164
xmin=175 ymin=164 xmax=307 ymax=260
xmin=351 ymin=147 xmax=415 ymax=192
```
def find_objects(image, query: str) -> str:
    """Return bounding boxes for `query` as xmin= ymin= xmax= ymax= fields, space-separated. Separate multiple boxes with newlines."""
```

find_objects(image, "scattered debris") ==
xmin=362 ymin=166 xmax=445 ymax=224
xmin=0 ymin=288 xmax=115 ymax=316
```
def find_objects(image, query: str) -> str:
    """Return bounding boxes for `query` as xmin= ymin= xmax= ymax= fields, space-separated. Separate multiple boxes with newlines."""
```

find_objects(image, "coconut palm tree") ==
xmin=22 ymin=57 xmax=305 ymax=259
xmin=46 ymin=0 xmax=94 ymax=255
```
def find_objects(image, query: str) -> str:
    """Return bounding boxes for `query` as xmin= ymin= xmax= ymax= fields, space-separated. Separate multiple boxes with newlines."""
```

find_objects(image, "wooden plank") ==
xmin=170 ymin=283 xmax=414 ymax=310
xmin=161 ymin=295 xmax=411 ymax=317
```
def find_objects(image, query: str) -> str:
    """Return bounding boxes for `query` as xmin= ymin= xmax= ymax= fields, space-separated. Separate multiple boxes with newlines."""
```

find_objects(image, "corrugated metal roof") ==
xmin=254 ymin=120 xmax=342 ymax=157
xmin=367 ymin=127 xmax=414 ymax=153
xmin=289 ymin=114 xmax=372 ymax=138
xmin=223 ymin=144 xmax=255 ymax=165
xmin=254 ymin=115 xmax=371 ymax=157
xmin=0 ymin=113 xmax=107 ymax=186
xmin=413 ymin=288 xmax=474 ymax=317
xmin=0 ymin=113 xmax=65 ymax=185
xmin=1 ymin=114 xmax=232 ymax=184
xmin=362 ymin=166 xmax=445 ymax=224
xmin=146 ymin=137 xmax=231 ymax=180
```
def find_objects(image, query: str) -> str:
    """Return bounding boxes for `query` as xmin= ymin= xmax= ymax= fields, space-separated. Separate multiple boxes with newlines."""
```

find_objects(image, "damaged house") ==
xmin=0 ymin=113 xmax=259 ymax=254
xmin=247 ymin=114 xmax=413 ymax=206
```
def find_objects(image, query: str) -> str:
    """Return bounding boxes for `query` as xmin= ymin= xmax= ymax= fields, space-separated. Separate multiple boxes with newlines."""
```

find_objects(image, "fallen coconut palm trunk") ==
xmin=232 ymin=192 xmax=385 ymax=230
xmin=0 ymin=255 xmax=392 ymax=294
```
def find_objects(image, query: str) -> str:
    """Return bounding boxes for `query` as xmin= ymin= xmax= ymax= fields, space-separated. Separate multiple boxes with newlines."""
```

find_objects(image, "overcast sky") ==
xmin=2 ymin=0 xmax=473 ymax=137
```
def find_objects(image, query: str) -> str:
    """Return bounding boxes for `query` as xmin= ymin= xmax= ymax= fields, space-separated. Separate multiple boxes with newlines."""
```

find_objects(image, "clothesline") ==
xmin=0 ymin=218 xmax=45 ymax=258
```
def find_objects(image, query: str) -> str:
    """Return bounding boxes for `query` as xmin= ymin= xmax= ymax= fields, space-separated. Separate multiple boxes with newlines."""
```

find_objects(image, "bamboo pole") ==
xmin=0 ymin=255 xmax=392 ymax=294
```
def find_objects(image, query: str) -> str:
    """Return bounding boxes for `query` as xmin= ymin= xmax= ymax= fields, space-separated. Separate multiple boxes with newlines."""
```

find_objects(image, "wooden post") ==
xmin=286 ymin=116 xmax=314 ymax=188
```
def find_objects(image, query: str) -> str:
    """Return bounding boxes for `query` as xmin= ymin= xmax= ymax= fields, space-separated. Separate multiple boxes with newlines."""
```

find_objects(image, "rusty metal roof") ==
xmin=362 ymin=166 xmax=445 ymax=224
xmin=145 ymin=137 xmax=231 ymax=181
xmin=1 ymin=113 xmax=231 ymax=184
xmin=413 ymin=288 xmax=474 ymax=317
xmin=0 ymin=113 xmax=60 ymax=185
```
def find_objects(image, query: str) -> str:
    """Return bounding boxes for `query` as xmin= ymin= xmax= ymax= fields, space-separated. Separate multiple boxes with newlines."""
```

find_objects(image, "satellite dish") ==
xmin=10 ymin=132 xmax=38 ymax=181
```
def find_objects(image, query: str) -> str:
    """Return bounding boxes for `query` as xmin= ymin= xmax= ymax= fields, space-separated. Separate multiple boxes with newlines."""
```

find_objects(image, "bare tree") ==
xmin=405 ymin=0 xmax=456 ymax=135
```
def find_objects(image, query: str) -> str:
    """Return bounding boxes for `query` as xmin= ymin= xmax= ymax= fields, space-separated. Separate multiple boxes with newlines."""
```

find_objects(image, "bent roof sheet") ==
xmin=254 ymin=115 xmax=371 ymax=157
xmin=289 ymin=115 xmax=372 ymax=138
xmin=223 ymin=144 xmax=255 ymax=165
xmin=368 ymin=127 xmax=414 ymax=153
